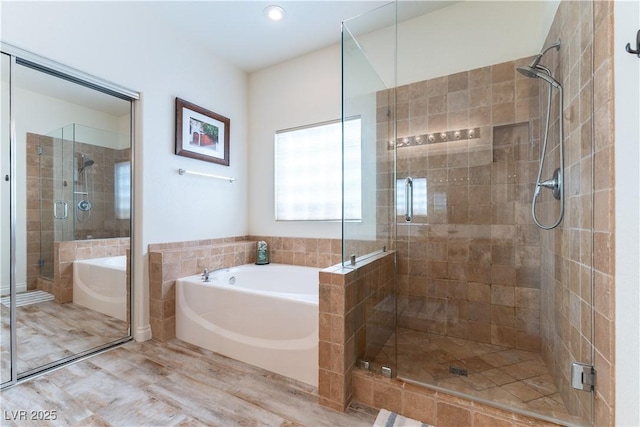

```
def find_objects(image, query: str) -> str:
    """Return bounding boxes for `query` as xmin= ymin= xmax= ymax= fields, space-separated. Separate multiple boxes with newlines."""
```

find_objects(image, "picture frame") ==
xmin=175 ymin=97 xmax=230 ymax=166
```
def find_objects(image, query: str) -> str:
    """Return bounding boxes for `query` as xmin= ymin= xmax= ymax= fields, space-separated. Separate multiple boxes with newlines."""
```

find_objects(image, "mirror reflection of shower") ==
xmin=75 ymin=152 xmax=94 ymax=223
xmin=516 ymin=39 xmax=564 ymax=230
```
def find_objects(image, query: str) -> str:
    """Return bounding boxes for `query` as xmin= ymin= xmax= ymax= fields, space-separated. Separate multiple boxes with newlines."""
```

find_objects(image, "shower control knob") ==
xmin=4 ymin=175 xmax=8 ymax=181
xmin=77 ymin=200 xmax=92 ymax=211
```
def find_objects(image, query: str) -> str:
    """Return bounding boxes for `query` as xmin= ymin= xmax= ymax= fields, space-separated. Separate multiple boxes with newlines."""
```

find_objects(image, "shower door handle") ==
xmin=405 ymin=177 xmax=413 ymax=222
xmin=54 ymin=201 xmax=68 ymax=220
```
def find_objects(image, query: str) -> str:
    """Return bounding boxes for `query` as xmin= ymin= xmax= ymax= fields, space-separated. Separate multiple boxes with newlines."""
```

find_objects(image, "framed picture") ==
xmin=175 ymin=97 xmax=230 ymax=166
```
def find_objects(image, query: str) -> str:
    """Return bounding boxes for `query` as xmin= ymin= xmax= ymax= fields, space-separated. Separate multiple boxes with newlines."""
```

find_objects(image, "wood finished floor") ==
xmin=1 ymin=339 xmax=378 ymax=427
xmin=0 ymin=299 xmax=128 ymax=376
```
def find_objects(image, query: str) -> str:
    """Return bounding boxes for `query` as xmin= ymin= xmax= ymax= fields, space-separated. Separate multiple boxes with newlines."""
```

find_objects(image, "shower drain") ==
xmin=449 ymin=366 xmax=468 ymax=377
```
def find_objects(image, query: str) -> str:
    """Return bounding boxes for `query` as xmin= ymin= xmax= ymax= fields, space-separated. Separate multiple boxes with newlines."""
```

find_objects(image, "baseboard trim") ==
xmin=134 ymin=324 xmax=152 ymax=342
xmin=1 ymin=282 xmax=27 ymax=296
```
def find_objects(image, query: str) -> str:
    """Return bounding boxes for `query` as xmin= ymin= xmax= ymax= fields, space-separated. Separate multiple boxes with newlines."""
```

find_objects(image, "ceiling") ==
xmin=4 ymin=1 xmax=458 ymax=115
xmin=145 ymin=1 xmax=456 ymax=73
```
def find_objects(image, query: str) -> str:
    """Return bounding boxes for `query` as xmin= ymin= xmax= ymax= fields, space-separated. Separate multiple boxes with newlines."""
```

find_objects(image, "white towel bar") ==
xmin=178 ymin=168 xmax=235 ymax=183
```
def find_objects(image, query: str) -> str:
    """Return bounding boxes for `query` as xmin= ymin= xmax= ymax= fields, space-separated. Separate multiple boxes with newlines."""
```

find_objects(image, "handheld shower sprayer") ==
xmin=79 ymin=153 xmax=95 ymax=173
xmin=516 ymin=40 xmax=565 ymax=230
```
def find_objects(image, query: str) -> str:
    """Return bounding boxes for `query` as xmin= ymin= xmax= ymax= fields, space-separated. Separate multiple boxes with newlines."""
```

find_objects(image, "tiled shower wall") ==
xmin=73 ymin=140 xmax=131 ymax=240
xmin=538 ymin=1 xmax=615 ymax=424
xmin=25 ymin=132 xmax=130 ymax=288
xmin=25 ymin=133 xmax=49 ymax=290
xmin=387 ymin=57 xmax=543 ymax=351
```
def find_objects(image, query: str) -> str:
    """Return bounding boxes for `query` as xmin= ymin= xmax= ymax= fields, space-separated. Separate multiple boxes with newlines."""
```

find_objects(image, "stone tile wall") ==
xmin=248 ymin=235 xmax=342 ymax=267
xmin=25 ymin=132 xmax=130 ymax=289
xmin=148 ymin=237 xmax=256 ymax=342
xmin=52 ymin=238 xmax=130 ymax=303
xmin=537 ymin=1 xmax=615 ymax=424
xmin=352 ymin=369 xmax=563 ymax=427
xmin=318 ymin=251 xmax=395 ymax=411
xmin=388 ymin=58 xmax=543 ymax=351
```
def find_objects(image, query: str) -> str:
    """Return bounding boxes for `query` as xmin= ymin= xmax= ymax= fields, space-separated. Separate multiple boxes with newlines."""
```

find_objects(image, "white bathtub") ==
xmin=73 ymin=255 xmax=127 ymax=322
xmin=176 ymin=263 xmax=320 ymax=386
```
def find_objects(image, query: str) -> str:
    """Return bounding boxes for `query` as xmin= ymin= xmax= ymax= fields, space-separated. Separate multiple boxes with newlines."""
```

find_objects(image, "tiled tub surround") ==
xmin=45 ymin=238 xmax=130 ymax=304
xmin=25 ymin=133 xmax=130 ymax=289
xmin=148 ymin=235 xmax=342 ymax=342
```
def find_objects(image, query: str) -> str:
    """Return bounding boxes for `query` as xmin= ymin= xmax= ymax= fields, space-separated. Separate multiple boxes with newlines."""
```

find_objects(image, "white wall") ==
xmin=363 ymin=1 xmax=560 ymax=87
xmin=248 ymin=45 xmax=342 ymax=238
xmin=614 ymin=1 xmax=640 ymax=425
xmin=1 ymin=1 xmax=249 ymax=340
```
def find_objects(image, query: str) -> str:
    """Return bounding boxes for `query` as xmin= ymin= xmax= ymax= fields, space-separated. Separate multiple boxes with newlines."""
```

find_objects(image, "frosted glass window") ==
xmin=114 ymin=161 xmax=130 ymax=220
xmin=396 ymin=177 xmax=427 ymax=216
xmin=275 ymin=118 xmax=361 ymax=221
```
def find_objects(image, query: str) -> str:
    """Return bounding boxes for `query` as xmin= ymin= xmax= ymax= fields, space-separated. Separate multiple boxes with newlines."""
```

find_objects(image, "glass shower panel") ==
xmin=342 ymin=2 xmax=396 ymax=266
xmin=342 ymin=1 xmax=397 ymax=376
xmin=37 ymin=125 xmax=74 ymax=280
xmin=387 ymin=1 xmax=594 ymax=425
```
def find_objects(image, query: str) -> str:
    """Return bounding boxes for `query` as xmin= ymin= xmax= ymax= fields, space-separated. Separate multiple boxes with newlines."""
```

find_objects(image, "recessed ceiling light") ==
xmin=264 ymin=5 xmax=286 ymax=21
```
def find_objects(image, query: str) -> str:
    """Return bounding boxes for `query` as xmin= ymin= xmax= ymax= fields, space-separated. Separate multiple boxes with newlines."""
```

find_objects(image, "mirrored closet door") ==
xmin=1 ymin=46 xmax=137 ymax=387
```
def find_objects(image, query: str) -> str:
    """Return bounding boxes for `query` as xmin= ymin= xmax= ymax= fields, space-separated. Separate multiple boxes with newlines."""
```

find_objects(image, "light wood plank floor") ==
xmin=1 ymin=339 xmax=377 ymax=427
xmin=1 ymin=299 xmax=128 ymax=376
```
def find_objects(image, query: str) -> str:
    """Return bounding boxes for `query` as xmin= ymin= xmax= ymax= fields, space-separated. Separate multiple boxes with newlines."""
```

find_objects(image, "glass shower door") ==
xmin=389 ymin=1 xmax=595 ymax=425
xmin=342 ymin=1 xmax=596 ymax=425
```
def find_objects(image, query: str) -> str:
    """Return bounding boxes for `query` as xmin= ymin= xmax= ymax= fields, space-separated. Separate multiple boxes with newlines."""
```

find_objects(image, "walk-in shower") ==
xmin=517 ymin=41 xmax=565 ymax=230
xmin=35 ymin=123 xmax=131 ymax=281
xmin=342 ymin=1 xmax=596 ymax=426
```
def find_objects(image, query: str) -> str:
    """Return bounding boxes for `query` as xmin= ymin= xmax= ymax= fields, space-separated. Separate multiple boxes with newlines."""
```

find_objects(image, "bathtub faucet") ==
xmin=202 ymin=267 xmax=230 ymax=282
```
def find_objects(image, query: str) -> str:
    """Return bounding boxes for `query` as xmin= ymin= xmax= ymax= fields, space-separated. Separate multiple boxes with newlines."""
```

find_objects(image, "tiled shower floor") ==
xmin=369 ymin=328 xmax=573 ymax=421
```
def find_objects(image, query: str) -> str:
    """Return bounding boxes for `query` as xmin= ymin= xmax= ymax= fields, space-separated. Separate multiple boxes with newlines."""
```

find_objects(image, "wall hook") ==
xmin=625 ymin=29 xmax=640 ymax=57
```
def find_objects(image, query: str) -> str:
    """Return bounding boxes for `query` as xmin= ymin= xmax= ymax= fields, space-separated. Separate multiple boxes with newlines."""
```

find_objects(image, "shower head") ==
xmin=516 ymin=65 xmax=561 ymax=89
xmin=518 ymin=39 xmax=562 ymax=88
xmin=79 ymin=154 xmax=95 ymax=173
xmin=528 ymin=40 xmax=561 ymax=68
